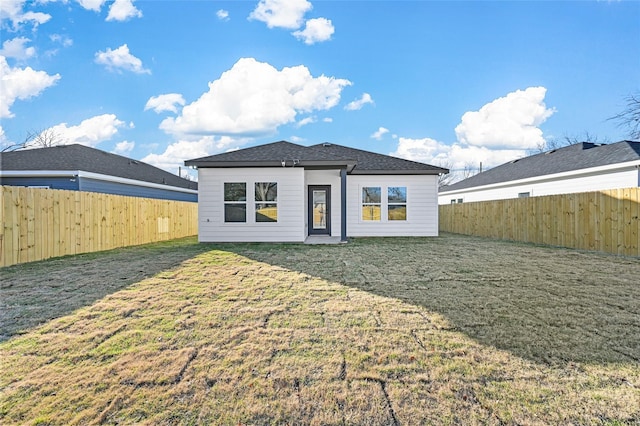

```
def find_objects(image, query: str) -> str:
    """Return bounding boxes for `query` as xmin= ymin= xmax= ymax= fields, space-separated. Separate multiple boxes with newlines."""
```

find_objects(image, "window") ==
xmin=362 ymin=187 xmax=381 ymax=221
xmin=388 ymin=187 xmax=407 ymax=221
xmin=255 ymin=182 xmax=277 ymax=222
xmin=457 ymin=198 xmax=463 ymax=204
xmin=518 ymin=192 xmax=530 ymax=198
xmin=224 ymin=183 xmax=246 ymax=222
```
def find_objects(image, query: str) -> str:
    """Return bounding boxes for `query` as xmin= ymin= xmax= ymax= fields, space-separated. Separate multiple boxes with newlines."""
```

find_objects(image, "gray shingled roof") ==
xmin=309 ymin=143 xmax=448 ymax=174
xmin=185 ymin=140 xmax=448 ymax=175
xmin=440 ymin=140 xmax=640 ymax=192
xmin=0 ymin=144 xmax=198 ymax=190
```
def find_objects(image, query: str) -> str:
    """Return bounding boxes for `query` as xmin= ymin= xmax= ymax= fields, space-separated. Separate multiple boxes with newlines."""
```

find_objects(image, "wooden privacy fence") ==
xmin=439 ymin=187 xmax=640 ymax=257
xmin=1 ymin=186 xmax=198 ymax=267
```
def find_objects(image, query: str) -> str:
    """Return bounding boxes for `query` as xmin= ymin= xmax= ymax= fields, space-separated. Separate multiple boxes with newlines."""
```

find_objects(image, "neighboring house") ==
xmin=439 ymin=140 xmax=640 ymax=204
xmin=0 ymin=144 xmax=198 ymax=202
xmin=185 ymin=141 xmax=448 ymax=242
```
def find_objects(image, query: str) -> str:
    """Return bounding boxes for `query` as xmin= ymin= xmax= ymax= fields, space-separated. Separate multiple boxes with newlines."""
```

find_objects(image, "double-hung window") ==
xmin=362 ymin=187 xmax=381 ymax=221
xmin=255 ymin=182 xmax=277 ymax=222
xmin=224 ymin=183 xmax=246 ymax=222
xmin=387 ymin=187 xmax=407 ymax=221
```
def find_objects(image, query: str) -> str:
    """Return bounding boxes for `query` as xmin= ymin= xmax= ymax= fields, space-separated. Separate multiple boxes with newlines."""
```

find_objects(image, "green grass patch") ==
xmin=1 ymin=233 xmax=639 ymax=424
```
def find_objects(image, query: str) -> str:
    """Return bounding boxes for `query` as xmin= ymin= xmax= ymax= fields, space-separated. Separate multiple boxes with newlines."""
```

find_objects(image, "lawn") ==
xmin=1 ymin=234 xmax=639 ymax=425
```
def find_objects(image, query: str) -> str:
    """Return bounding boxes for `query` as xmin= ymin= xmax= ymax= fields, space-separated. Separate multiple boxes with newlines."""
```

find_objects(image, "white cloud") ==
xmin=391 ymin=137 xmax=525 ymax=179
xmin=95 ymin=44 xmax=150 ymax=74
xmin=0 ymin=0 xmax=51 ymax=29
xmin=217 ymin=9 xmax=229 ymax=21
xmin=47 ymin=114 xmax=126 ymax=147
xmin=345 ymin=93 xmax=373 ymax=111
xmin=371 ymin=127 xmax=389 ymax=140
xmin=249 ymin=0 xmax=311 ymax=29
xmin=0 ymin=55 xmax=61 ymax=118
xmin=392 ymin=137 xmax=524 ymax=169
xmin=391 ymin=87 xmax=555 ymax=178
xmin=160 ymin=57 xmax=351 ymax=136
xmin=50 ymin=34 xmax=73 ymax=48
xmin=106 ymin=0 xmax=142 ymax=21
xmin=454 ymin=86 xmax=555 ymax=150
xmin=323 ymin=117 xmax=333 ymax=123
xmin=0 ymin=125 xmax=8 ymax=147
xmin=289 ymin=135 xmax=305 ymax=143
xmin=113 ymin=140 xmax=135 ymax=155
xmin=0 ymin=37 xmax=35 ymax=60
xmin=293 ymin=17 xmax=334 ymax=44
xmin=141 ymin=135 xmax=245 ymax=175
xmin=145 ymin=93 xmax=186 ymax=114
xmin=296 ymin=116 xmax=316 ymax=127
xmin=76 ymin=0 xmax=107 ymax=12
xmin=390 ymin=87 xmax=556 ymax=181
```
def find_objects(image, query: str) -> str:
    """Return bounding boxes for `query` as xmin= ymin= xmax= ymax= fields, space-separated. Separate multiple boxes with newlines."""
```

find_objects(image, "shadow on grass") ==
xmin=224 ymin=234 xmax=640 ymax=366
xmin=0 ymin=237 xmax=211 ymax=342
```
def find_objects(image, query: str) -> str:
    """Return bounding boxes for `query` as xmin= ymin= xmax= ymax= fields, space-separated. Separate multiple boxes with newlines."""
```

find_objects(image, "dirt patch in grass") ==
xmin=1 ymin=233 xmax=639 ymax=424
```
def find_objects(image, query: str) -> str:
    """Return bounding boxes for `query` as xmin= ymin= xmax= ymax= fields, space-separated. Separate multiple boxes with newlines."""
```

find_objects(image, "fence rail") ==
xmin=1 ymin=186 xmax=198 ymax=267
xmin=439 ymin=187 xmax=640 ymax=257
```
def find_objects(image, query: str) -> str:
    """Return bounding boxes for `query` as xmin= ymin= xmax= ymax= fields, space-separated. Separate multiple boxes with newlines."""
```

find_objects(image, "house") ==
xmin=184 ymin=141 xmax=448 ymax=242
xmin=0 ymin=144 xmax=198 ymax=202
xmin=439 ymin=140 xmax=640 ymax=204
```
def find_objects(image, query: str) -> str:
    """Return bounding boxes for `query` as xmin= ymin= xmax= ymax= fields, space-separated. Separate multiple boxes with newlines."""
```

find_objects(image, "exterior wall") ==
xmin=79 ymin=177 xmax=197 ymax=202
xmin=346 ymin=174 xmax=439 ymax=237
xmin=0 ymin=176 xmax=80 ymax=191
xmin=304 ymin=169 xmax=342 ymax=237
xmin=439 ymin=166 xmax=640 ymax=204
xmin=197 ymin=167 xmax=305 ymax=242
xmin=0 ymin=176 xmax=196 ymax=202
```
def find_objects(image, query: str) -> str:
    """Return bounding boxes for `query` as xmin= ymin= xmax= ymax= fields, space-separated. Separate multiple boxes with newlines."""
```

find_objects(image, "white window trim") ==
xmin=223 ymin=182 xmax=248 ymax=224
xmin=255 ymin=182 xmax=278 ymax=223
xmin=222 ymin=181 xmax=279 ymax=224
xmin=359 ymin=184 xmax=409 ymax=223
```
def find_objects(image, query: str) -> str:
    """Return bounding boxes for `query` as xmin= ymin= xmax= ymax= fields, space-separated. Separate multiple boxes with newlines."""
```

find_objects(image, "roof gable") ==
xmin=441 ymin=140 xmax=640 ymax=192
xmin=0 ymin=144 xmax=197 ymax=190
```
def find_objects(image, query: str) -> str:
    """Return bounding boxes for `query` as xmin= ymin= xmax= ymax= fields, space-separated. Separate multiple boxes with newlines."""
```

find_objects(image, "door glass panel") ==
xmin=312 ymin=190 xmax=327 ymax=229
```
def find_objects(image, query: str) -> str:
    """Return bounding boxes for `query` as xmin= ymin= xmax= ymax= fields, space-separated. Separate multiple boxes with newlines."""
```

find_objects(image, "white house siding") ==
xmin=304 ymin=169 xmax=342 ymax=237
xmin=346 ymin=174 xmax=439 ymax=237
xmin=438 ymin=165 xmax=640 ymax=204
xmin=197 ymin=167 xmax=305 ymax=242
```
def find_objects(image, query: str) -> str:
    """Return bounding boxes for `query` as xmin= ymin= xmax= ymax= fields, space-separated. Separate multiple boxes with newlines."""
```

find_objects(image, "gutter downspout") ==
xmin=340 ymin=168 xmax=347 ymax=242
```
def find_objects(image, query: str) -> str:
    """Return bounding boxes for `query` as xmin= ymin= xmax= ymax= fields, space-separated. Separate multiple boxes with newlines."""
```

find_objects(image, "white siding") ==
xmin=347 ymin=175 xmax=439 ymax=237
xmin=439 ymin=165 xmax=640 ymax=204
xmin=304 ymin=169 xmax=342 ymax=237
xmin=197 ymin=168 xmax=305 ymax=242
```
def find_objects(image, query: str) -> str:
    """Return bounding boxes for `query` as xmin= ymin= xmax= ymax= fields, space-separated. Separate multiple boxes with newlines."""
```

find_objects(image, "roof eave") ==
xmin=439 ymin=159 xmax=640 ymax=195
xmin=0 ymin=170 xmax=198 ymax=193
xmin=349 ymin=169 xmax=446 ymax=175
xmin=185 ymin=159 xmax=357 ymax=169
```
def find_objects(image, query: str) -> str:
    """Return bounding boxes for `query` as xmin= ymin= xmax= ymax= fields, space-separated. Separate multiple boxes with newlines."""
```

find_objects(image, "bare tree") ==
xmin=1 ymin=128 xmax=64 ymax=152
xmin=460 ymin=161 xmax=478 ymax=180
xmin=436 ymin=160 xmax=455 ymax=188
xmin=609 ymin=92 xmax=640 ymax=140
xmin=530 ymin=131 xmax=609 ymax=154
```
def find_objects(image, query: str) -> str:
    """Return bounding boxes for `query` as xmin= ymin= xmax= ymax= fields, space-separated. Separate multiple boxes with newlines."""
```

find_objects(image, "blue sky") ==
xmin=1 ymin=0 xmax=638 ymax=180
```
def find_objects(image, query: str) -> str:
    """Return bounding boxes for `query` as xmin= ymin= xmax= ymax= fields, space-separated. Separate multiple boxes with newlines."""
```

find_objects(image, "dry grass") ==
xmin=1 ymin=234 xmax=639 ymax=425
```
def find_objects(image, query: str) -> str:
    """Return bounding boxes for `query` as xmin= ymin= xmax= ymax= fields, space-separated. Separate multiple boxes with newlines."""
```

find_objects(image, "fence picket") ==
xmin=1 ymin=186 xmax=198 ymax=267
xmin=440 ymin=187 xmax=640 ymax=257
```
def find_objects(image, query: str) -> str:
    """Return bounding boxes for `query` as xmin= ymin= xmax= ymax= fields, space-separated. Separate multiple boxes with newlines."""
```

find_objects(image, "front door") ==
xmin=308 ymin=185 xmax=331 ymax=235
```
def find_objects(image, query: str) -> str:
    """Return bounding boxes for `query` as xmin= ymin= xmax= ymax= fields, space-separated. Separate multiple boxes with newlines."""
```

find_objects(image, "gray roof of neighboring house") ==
xmin=0 ymin=144 xmax=198 ymax=190
xmin=440 ymin=140 xmax=640 ymax=192
xmin=185 ymin=140 xmax=448 ymax=175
